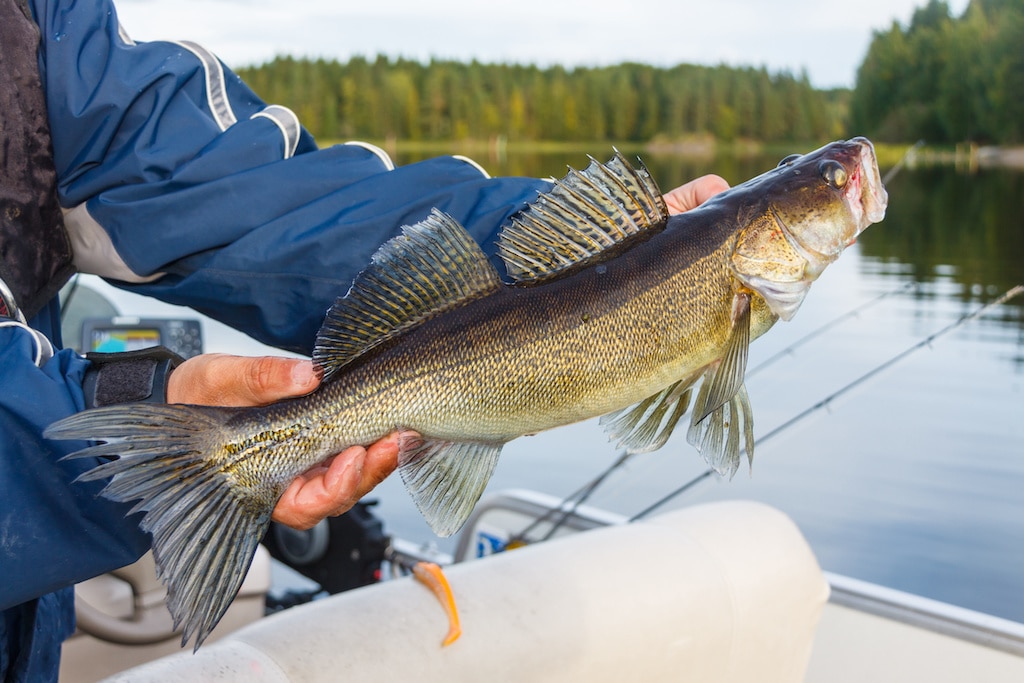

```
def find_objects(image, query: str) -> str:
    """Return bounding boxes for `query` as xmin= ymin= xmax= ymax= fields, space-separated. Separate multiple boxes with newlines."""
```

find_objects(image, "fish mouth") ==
xmin=734 ymin=137 xmax=890 ymax=322
xmin=852 ymin=136 xmax=888 ymax=229
xmin=777 ymin=137 xmax=889 ymax=267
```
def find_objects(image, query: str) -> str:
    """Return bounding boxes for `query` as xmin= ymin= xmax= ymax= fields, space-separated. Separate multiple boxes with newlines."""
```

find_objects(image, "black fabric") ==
xmin=83 ymin=346 xmax=184 ymax=407
xmin=89 ymin=358 xmax=157 ymax=406
xmin=0 ymin=0 xmax=75 ymax=321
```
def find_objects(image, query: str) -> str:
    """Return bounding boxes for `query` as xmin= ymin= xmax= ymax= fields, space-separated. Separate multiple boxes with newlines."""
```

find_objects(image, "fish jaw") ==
xmin=732 ymin=137 xmax=889 ymax=321
xmin=778 ymin=137 xmax=888 ymax=270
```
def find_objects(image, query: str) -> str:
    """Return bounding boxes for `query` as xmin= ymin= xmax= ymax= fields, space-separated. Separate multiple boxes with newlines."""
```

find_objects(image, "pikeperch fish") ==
xmin=47 ymin=137 xmax=887 ymax=649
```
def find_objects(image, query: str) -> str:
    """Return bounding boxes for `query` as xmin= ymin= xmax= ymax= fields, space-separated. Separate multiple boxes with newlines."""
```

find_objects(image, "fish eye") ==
xmin=777 ymin=154 xmax=801 ymax=167
xmin=820 ymin=160 xmax=848 ymax=189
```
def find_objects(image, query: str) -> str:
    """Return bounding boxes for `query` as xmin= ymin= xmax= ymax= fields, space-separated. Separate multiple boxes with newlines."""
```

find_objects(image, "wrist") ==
xmin=82 ymin=346 xmax=184 ymax=408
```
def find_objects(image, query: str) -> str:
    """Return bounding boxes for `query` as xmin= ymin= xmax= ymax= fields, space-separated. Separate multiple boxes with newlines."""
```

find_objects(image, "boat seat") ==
xmin=100 ymin=500 xmax=828 ymax=682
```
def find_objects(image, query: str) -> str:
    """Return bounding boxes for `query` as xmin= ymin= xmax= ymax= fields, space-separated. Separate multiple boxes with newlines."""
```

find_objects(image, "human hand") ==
xmin=663 ymin=174 xmax=730 ymax=215
xmin=167 ymin=353 xmax=403 ymax=530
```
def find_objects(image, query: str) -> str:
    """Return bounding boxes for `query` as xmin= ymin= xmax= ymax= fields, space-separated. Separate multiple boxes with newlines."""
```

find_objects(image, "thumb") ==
xmin=168 ymin=354 xmax=321 ymax=406
xmin=664 ymin=174 xmax=730 ymax=215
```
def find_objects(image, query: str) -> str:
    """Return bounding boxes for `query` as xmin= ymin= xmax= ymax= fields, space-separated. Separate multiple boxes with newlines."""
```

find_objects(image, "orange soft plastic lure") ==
xmin=412 ymin=562 xmax=461 ymax=646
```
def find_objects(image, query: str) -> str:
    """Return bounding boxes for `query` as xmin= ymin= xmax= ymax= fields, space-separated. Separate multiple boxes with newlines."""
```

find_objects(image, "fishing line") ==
xmin=882 ymin=140 xmax=924 ymax=186
xmin=507 ymin=450 xmax=634 ymax=545
xmin=746 ymin=141 xmax=924 ymax=377
xmin=629 ymin=284 xmax=1024 ymax=522
xmin=627 ymin=469 xmax=715 ymax=522
xmin=746 ymin=281 xmax=916 ymax=378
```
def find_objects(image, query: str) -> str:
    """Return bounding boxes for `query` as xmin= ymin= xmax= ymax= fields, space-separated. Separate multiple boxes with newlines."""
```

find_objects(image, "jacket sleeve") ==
xmin=32 ymin=0 xmax=550 ymax=354
xmin=0 ymin=316 xmax=150 ymax=611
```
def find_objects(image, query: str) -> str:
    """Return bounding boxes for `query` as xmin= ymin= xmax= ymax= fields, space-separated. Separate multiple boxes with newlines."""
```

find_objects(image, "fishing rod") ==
xmin=506 ymin=450 xmax=634 ymax=545
xmin=882 ymin=139 xmax=924 ymax=185
xmin=629 ymin=284 xmax=1024 ymax=522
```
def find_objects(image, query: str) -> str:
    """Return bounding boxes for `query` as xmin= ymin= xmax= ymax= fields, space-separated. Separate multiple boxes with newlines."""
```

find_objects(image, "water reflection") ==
xmin=375 ymin=148 xmax=1024 ymax=623
xmin=862 ymin=167 xmax=1024 ymax=302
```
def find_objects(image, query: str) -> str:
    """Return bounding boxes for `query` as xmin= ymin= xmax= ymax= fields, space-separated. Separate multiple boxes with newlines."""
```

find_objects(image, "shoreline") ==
xmin=318 ymin=137 xmax=1024 ymax=170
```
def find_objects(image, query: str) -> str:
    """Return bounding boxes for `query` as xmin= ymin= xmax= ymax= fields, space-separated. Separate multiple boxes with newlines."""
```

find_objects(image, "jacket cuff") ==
xmin=83 ymin=346 xmax=184 ymax=408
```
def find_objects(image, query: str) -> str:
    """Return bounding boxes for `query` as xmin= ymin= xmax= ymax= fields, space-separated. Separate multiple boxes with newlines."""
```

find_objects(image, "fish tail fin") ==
xmin=45 ymin=404 xmax=272 ymax=651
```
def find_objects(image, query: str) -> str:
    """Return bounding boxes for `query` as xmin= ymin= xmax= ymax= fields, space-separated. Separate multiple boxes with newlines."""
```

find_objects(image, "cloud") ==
xmin=113 ymin=0 xmax=970 ymax=89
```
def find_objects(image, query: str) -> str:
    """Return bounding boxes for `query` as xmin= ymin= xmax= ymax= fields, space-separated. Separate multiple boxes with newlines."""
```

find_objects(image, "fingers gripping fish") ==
xmin=47 ymin=138 xmax=888 ymax=650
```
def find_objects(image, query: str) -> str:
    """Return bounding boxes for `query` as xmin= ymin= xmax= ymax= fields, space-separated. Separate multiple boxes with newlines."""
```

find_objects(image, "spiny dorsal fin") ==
xmin=313 ymin=209 xmax=501 ymax=381
xmin=497 ymin=150 xmax=668 ymax=283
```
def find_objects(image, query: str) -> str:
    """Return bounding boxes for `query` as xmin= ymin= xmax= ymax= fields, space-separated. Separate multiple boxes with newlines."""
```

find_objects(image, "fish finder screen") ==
xmin=89 ymin=328 xmax=162 ymax=353
xmin=81 ymin=318 xmax=203 ymax=358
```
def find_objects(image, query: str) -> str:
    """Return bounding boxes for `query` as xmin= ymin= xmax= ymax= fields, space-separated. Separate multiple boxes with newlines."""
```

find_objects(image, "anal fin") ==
xmin=398 ymin=436 xmax=503 ymax=537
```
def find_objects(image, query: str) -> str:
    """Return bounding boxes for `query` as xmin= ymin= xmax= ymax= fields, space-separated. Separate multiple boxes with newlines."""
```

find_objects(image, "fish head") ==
xmin=730 ymin=136 xmax=888 ymax=320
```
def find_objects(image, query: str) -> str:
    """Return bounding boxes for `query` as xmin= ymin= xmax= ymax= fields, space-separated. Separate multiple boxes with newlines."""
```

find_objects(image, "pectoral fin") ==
xmin=398 ymin=436 xmax=503 ymax=537
xmin=692 ymin=292 xmax=751 ymax=424
xmin=687 ymin=291 xmax=756 ymax=478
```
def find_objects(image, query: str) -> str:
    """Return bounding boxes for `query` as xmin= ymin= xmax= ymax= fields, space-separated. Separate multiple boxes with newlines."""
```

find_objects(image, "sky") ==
xmin=113 ymin=0 xmax=971 ymax=90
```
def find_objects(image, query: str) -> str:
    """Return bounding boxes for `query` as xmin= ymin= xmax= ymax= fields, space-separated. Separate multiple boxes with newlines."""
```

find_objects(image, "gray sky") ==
xmin=114 ymin=0 xmax=970 ymax=89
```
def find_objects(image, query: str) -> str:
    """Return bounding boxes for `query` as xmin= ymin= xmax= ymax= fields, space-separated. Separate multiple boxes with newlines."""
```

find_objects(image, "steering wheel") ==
xmin=73 ymin=551 xmax=181 ymax=645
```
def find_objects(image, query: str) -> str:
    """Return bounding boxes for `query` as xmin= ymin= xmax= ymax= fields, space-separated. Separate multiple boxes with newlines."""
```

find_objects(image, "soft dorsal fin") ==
xmin=497 ymin=150 xmax=668 ymax=283
xmin=313 ymin=209 xmax=502 ymax=381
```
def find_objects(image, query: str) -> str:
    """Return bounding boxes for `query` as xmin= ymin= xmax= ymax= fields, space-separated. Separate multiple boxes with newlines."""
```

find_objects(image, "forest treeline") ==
xmin=236 ymin=58 xmax=844 ymax=145
xmin=850 ymin=0 xmax=1024 ymax=144
xmin=236 ymin=0 xmax=1023 ymax=146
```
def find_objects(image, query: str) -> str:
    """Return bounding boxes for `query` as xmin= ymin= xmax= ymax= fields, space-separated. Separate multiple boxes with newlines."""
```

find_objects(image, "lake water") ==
xmin=78 ymin=146 xmax=1024 ymax=624
xmin=372 ymin=147 xmax=1024 ymax=624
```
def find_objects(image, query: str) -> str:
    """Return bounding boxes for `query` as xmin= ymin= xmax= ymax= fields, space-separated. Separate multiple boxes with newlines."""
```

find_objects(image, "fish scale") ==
xmin=46 ymin=139 xmax=888 ymax=649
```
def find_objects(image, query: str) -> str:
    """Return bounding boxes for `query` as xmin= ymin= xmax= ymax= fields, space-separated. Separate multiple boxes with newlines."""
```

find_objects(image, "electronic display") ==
xmin=81 ymin=317 xmax=203 ymax=358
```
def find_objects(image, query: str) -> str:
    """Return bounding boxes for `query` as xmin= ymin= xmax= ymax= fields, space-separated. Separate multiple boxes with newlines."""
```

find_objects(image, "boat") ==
xmin=59 ymin=489 xmax=1024 ymax=682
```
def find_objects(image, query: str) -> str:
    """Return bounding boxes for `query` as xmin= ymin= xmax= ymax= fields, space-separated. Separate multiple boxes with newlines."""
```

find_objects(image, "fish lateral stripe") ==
xmin=222 ymin=423 xmax=305 ymax=456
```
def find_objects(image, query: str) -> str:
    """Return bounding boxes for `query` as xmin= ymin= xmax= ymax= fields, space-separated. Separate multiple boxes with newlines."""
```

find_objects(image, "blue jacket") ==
xmin=1 ymin=0 xmax=548 ymax=679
